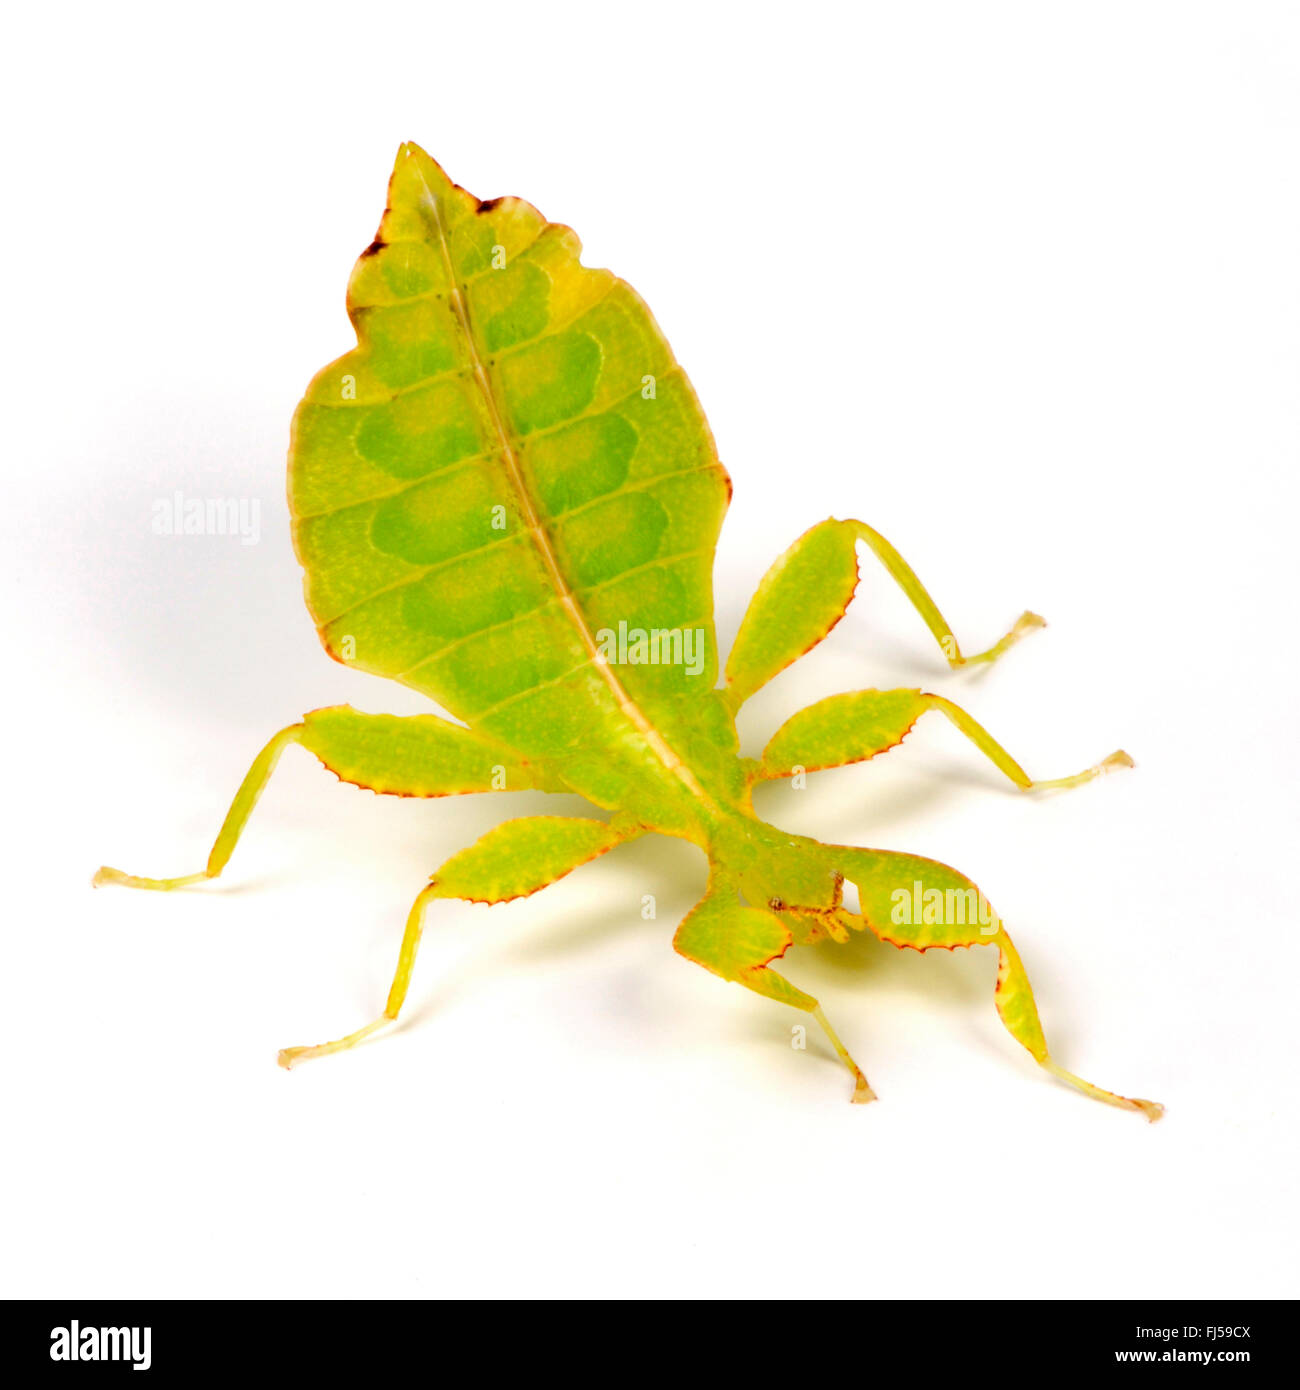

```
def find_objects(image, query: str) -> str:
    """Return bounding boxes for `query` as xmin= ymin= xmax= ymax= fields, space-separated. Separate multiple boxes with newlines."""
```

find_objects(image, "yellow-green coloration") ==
xmin=96 ymin=144 xmax=1161 ymax=1120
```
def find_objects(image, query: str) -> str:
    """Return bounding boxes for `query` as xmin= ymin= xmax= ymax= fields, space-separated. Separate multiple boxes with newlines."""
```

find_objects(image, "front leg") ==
xmin=673 ymin=873 xmax=876 ymax=1103
xmin=723 ymin=518 xmax=1044 ymax=711
xmin=830 ymin=843 xmax=1162 ymax=1120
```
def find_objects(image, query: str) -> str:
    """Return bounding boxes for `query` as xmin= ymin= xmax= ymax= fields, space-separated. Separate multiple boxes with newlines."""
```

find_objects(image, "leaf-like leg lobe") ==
xmin=830 ymin=844 xmax=1162 ymax=1120
xmin=674 ymin=873 xmax=876 ymax=1103
xmin=279 ymin=815 xmax=640 ymax=1067
xmin=93 ymin=708 xmax=567 ymax=894
xmin=758 ymin=688 xmax=1134 ymax=792
xmin=724 ymin=518 xmax=1044 ymax=711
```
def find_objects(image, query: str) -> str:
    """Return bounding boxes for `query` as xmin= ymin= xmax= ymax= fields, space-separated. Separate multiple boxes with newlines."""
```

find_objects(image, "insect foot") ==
xmin=956 ymin=608 xmax=1047 ymax=666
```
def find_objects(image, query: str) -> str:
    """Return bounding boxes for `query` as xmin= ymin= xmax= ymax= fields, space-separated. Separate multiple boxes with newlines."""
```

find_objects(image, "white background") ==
xmin=3 ymin=1 xmax=1297 ymax=1300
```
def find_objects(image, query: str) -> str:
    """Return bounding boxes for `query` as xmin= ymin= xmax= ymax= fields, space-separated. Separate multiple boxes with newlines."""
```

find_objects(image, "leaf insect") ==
xmin=98 ymin=145 xmax=1160 ymax=1119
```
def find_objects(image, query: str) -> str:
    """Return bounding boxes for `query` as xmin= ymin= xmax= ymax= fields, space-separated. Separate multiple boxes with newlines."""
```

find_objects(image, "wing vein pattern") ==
xmin=289 ymin=146 xmax=734 ymax=805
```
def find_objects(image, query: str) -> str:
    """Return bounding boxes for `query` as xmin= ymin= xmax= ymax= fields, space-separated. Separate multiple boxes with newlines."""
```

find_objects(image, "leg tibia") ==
xmin=925 ymin=695 xmax=1133 ymax=791
xmin=279 ymin=815 xmax=636 ymax=1068
xmin=848 ymin=520 xmax=1044 ymax=667
xmin=724 ymin=518 xmax=1043 ymax=710
xmin=94 ymin=708 xmax=566 ymax=894
xmin=759 ymin=687 xmax=1133 ymax=791
xmin=94 ymin=724 xmax=306 ymax=890
xmin=278 ymin=881 xmax=439 ymax=1068
xmin=832 ymin=844 xmax=1162 ymax=1119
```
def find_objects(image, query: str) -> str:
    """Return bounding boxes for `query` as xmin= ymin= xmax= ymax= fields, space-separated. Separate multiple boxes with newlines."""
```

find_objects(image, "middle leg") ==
xmin=758 ymin=687 xmax=1132 ymax=791
xmin=723 ymin=517 xmax=1044 ymax=711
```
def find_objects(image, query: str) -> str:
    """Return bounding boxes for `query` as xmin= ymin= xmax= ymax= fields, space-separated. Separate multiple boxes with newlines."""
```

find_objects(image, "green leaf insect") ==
xmin=96 ymin=143 xmax=1161 ymax=1120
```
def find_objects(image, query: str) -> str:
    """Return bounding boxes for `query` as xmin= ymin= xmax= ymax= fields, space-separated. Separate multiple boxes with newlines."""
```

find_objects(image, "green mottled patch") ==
xmin=472 ymin=260 xmax=552 ymax=353
xmin=584 ymin=562 xmax=693 ymax=632
xmin=360 ymin=296 xmax=464 ymax=390
xmin=406 ymin=606 xmax=585 ymax=714
xmin=355 ymin=380 xmax=489 ymax=481
xmin=571 ymin=287 xmax=672 ymax=412
xmin=525 ymin=411 xmax=638 ymax=516
xmin=499 ymin=331 xmax=602 ymax=434
xmin=402 ymin=542 xmax=550 ymax=641
xmin=370 ymin=464 xmax=517 ymax=566
xmin=556 ymin=490 xmax=669 ymax=587
xmin=349 ymin=239 xmax=450 ymax=309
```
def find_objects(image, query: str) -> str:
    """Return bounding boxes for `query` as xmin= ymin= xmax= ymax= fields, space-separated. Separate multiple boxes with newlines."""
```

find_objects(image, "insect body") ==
xmin=97 ymin=144 xmax=1160 ymax=1118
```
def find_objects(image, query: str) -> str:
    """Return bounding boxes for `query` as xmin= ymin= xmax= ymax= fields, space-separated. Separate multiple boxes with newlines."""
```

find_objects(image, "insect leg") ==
xmin=833 ymin=843 xmax=1163 ymax=1120
xmin=94 ymin=724 xmax=306 ymax=890
xmin=724 ymin=518 xmax=1043 ymax=710
xmin=914 ymin=694 xmax=1132 ymax=790
xmin=95 ymin=708 xmax=563 ymax=892
xmin=673 ymin=874 xmax=875 ymax=1103
xmin=758 ymin=688 xmax=1133 ymax=791
xmin=277 ymin=879 xmax=438 ymax=1067
xmin=278 ymin=814 xmax=638 ymax=1067
xmin=847 ymin=520 xmax=1044 ymax=668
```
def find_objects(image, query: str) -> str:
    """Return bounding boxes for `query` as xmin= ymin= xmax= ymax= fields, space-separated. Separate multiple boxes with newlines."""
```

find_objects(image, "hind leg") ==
xmin=94 ymin=724 xmax=307 ymax=890
xmin=674 ymin=875 xmax=875 ymax=1102
xmin=723 ymin=518 xmax=1044 ymax=709
xmin=94 ymin=707 xmax=557 ymax=891
xmin=280 ymin=813 xmax=637 ymax=1067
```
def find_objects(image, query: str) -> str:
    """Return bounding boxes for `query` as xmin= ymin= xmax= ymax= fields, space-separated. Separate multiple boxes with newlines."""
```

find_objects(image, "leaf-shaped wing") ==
xmin=289 ymin=145 xmax=730 ymax=777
